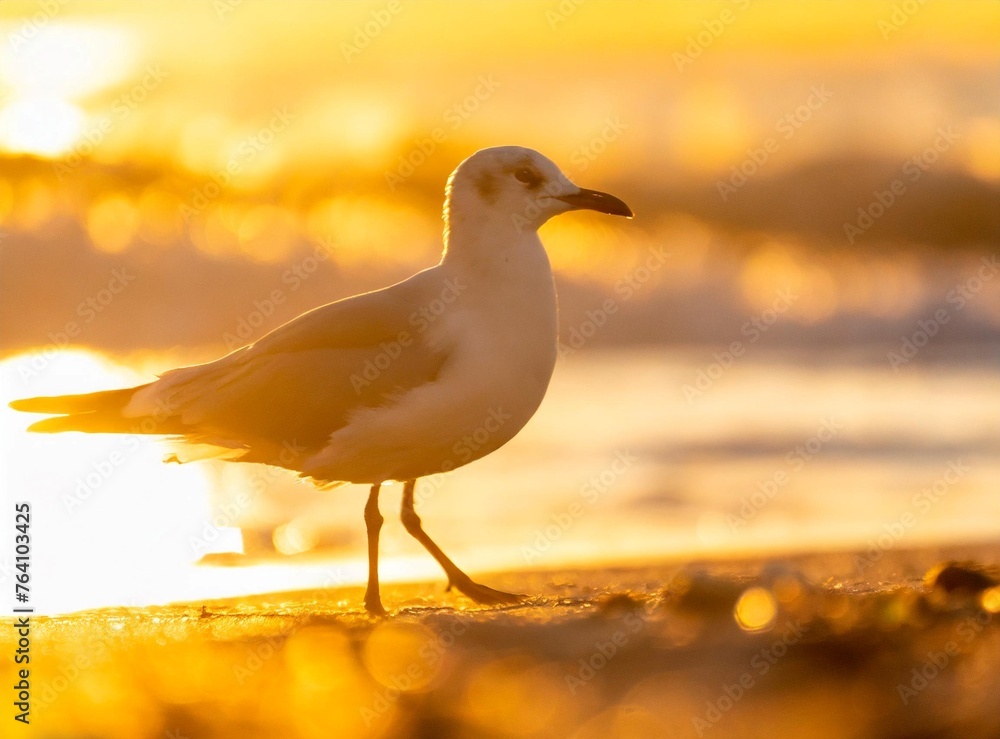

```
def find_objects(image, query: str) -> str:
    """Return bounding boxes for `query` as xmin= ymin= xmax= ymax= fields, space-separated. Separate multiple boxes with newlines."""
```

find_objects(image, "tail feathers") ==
xmin=9 ymin=386 xmax=147 ymax=415
xmin=9 ymin=384 xmax=182 ymax=435
xmin=26 ymin=413 xmax=128 ymax=434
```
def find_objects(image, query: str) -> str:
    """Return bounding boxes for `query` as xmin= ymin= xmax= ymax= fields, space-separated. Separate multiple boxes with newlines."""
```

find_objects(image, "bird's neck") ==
xmin=441 ymin=205 xmax=543 ymax=274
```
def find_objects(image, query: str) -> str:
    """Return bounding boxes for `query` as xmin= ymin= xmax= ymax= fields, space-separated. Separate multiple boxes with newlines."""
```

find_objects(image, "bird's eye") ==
xmin=514 ymin=168 xmax=539 ymax=185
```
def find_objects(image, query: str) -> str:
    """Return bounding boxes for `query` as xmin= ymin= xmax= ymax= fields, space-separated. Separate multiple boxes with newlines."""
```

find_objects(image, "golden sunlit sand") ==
xmin=3 ymin=545 xmax=998 ymax=739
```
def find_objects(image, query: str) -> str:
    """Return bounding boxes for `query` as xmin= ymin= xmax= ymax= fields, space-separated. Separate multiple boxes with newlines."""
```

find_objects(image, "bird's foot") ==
xmin=364 ymin=592 xmax=387 ymax=616
xmin=447 ymin=574 xmax=523 ymax=607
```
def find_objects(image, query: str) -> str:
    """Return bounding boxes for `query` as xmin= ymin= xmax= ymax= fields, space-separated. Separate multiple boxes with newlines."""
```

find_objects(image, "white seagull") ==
xmin=10 ymin=146 xmax=633 ymax=614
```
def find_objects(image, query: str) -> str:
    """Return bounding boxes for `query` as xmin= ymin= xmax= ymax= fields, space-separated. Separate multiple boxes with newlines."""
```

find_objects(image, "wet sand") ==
xmin=5 ymin=541 xmax=999 ymax=739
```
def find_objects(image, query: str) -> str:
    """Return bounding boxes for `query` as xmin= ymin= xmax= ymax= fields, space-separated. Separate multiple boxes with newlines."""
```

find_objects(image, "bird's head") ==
xmin=444 ymin=146 xmax=633 ymax=235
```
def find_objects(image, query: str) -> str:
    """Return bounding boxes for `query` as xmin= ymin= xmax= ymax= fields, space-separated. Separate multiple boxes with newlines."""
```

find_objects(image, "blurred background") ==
xmin=0 ymin=0 xmax=998 ymax=614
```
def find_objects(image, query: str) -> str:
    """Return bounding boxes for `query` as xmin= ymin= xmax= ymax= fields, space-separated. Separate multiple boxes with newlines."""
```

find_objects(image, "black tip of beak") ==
xmin=557 ymin=188 xmax=634 ymax=218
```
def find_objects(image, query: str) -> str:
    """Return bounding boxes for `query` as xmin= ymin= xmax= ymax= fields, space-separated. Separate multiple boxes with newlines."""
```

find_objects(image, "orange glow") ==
xmin=286 ymin=626 xmax=358 ymax=690
xmin=964 ymin=117 xmax=1000 ymax=181
xmin=981 ymin=587 xmax=1000 ymax=614
xmin=1 ymin=3 xmax=997 ymax=736
xmin=305 ymin=195 xmax=436 ymax=264
xmin=237 ymin=205 xmax=299 ymax=263
xmin=176 ymin=115 xmax=234 ymax=174
xmin=362 ymin=621 xmax=439 ymax=692
xmin=0 ymin=179 xmax=11 ymax=223
xmin=462 ymin=657 xmax=575 ymax=735
xmin=8 ymin=178 xmax=55 ymax=231
xmin=672 ymin=86 xmax=752 ymax=174
xmin=542 ymin=218 xmax=632 ymax=280
xmin=734 ymin=587 xmax=778 ymax=632
xmin=87 ymin=194 xmax=139 ymax=253
xmin=0 ymin=22 xmax=134 ymax=156
xmin=0 ymin=1 xmax=992 ymax=188
xmin=136 ymin=187 xmax=184 ymax=246
xmin=285 ymin=627 xmax=374 ymax=737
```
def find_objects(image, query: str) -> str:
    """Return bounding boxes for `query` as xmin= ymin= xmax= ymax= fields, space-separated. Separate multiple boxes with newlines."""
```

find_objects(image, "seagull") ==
xmin=10 ymin=146 xmax=633 ymax=614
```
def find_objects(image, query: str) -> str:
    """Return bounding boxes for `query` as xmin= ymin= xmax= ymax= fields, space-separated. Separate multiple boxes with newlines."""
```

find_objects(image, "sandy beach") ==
xmin=5 ymin=541 xmax=998 ymax=739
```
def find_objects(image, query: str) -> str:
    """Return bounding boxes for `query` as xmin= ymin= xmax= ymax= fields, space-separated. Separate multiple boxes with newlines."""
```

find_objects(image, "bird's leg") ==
xmin=400 ymin=478 xmax=522 ymax=607
xmin=363 ymin=483 xmax=386 ymax=615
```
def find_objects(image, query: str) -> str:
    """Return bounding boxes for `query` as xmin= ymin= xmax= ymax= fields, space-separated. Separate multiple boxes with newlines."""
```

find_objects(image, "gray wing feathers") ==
xmin=246 ymin=269 xmax=433 ymax=357
xmin=131 ymin=267 xmax=449 ymax=461
xmin=181 ymin=343 xmax=446 ymax=450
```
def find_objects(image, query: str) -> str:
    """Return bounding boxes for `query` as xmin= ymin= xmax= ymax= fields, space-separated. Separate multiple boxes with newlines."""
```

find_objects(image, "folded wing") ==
xmin=12 ymin=267 xmax=452 ymax=467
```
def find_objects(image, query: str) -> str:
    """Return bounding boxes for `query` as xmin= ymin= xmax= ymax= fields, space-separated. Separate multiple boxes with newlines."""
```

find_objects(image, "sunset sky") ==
xmin=1 ymin=1 xmax=998 ymax=180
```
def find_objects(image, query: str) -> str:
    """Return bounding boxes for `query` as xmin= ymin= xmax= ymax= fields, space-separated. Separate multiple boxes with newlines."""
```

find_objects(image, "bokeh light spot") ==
xmin=87 ymin=193 xmax=139 ymax=253
xmin=980 ymin=586 xmax=1000 ymax=614
xmin=273 ymin=522 xmax=318 ymax=556
xmin=734 ymin=587 xmax=778 ymax=632
xmin=362 ymin=621 xmax=439 ymax=693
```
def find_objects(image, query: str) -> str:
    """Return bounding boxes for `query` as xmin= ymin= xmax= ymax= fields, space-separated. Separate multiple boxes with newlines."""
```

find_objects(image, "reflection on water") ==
xmin=2 ymin=347 xmax=997 ymax=615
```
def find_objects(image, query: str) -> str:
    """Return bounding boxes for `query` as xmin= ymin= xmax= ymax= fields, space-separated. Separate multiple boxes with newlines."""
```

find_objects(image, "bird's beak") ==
xmin=556 ymin=188 xmax=634 ymax=218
